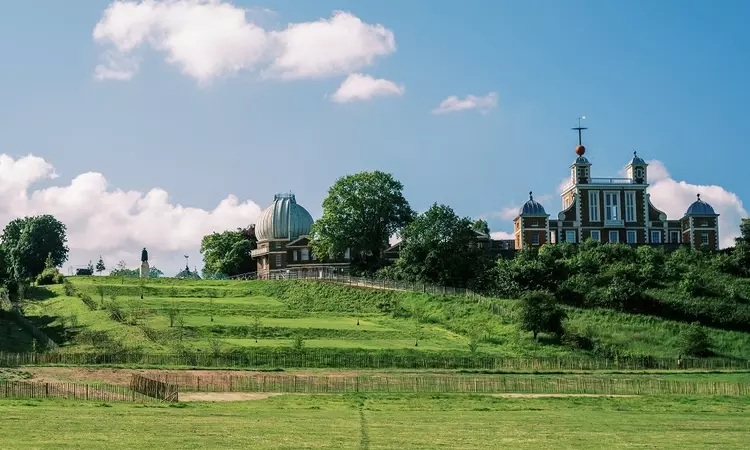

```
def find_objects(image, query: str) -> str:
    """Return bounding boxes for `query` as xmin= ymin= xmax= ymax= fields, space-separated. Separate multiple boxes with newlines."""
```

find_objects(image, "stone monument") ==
xmin=140 ymin=247 xmax=150 ymax=278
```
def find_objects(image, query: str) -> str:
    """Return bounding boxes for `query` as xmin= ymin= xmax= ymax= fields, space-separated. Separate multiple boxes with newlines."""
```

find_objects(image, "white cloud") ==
xmin=431 ymin=92 xmax=498 ymax=115
xmin=645 ymin=160 xmax=746 ymax=248
xmin=0 ymin=154 xmax=263 ymax=275
xmin=490 ymin=231 xmax=514 ymax=240
xmin=331 ymin=73 xmax=404 ymax=103
xmin=93 ymin=1 xmax=396 ymax=83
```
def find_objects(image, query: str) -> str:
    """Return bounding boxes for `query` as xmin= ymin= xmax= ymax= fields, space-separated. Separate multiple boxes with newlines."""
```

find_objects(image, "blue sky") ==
xmin=0 ymin=0 xmax=748 ymax=273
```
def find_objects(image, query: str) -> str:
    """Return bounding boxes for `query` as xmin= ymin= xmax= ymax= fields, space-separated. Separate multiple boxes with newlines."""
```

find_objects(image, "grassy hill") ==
xmin=5 ymin=275 xmax=748 ymax=363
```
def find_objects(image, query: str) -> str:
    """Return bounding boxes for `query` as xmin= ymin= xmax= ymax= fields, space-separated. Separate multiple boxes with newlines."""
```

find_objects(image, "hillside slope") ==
xmin=8 ymin=276 xmax=750 ymax=361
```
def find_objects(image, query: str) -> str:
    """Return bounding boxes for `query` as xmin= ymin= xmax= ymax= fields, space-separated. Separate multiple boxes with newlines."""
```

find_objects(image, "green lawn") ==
xmin=0 ymin=395 xmax=747 ymax=449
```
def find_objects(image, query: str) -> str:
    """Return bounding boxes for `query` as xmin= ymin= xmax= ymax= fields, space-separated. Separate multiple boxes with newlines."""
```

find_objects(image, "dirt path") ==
xmin=179 ymin=392 xmax=282 ymax=402
xmin=490 ymin=393 xmax=637 ymax=398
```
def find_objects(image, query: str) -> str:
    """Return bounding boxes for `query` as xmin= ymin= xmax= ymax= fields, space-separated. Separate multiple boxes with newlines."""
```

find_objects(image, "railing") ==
xmin=590 ymin=177 xmax=633 ymax=185
xmin=250 ymin=248 xmax=268 ymax=257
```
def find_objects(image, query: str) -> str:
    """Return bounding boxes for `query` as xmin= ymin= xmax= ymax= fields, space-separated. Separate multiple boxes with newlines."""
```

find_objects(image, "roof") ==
xmin=629 ymin=151 xmax=646 ymax=166
xmin=256 ymin=193 xmax=314 ymax=242
xmin=573 ymin=155 xmax=590 ymax=165
xmin=684 ymin=194 xmax=718 ymax=216
xmin=519 ymin=192 xmax=547 ymax=216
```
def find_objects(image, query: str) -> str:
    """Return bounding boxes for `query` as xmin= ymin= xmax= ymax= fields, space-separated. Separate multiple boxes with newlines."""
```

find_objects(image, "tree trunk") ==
xmin=533 ymin=330 xmax=538 ymax=340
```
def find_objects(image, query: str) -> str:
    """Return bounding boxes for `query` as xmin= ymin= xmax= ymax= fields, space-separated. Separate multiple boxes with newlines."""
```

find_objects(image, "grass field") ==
xmin=8 ymin=276 xmax=749 ymax=362
xmin=0 ymin=394 xmax=748 ymax=449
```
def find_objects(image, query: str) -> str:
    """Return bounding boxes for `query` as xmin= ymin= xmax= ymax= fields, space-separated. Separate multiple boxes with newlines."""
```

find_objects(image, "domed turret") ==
xmin=519 ymin=192 xmax=547 ymax=216
xmin=255 ymin=193 xmax=314 ymax=241
xmin=630 ymin=150 xmax=646 ymax=166
xmin=684 ymin=194 xmax=717 ymax=216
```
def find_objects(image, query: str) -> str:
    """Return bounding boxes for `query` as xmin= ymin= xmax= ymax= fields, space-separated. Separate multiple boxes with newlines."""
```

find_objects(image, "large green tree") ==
xmin=395 ymin=203 xmax=486 ymax=287
xmin=472 ymin=219 xmax=490 ymax=235
xmin=311 ymin=171 xmax=413 ymax=270
xmin=2 ymin=215 xmax=69 ymax=280
xmin=200 ymin=226 xmax=256 ymax=277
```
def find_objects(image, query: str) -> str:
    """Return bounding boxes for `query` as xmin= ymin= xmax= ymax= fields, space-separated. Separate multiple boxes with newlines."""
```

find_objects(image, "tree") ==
xmin=2 ymin=215 xmax=69 ymax=281
xmin=200 ymin=227 xmax=256 ymax=277
xmin=250 ymin=313 xmax=262 ymax=343
xmin=395 ymin=203 xmax=486 ymax=287
xmin=679 ymin=322 xmax=713 ymax=357
xmin=311 ymin=171 xmax=413 ymax=270
xmin=472 ymin=219 xmax=490 ymax=235
xmin=96 ymin=257 xmax=106 ymax=275
xmin=519 ymin=291 xmax=566 ymax=340
xmin=149 ymin=267 xmax=164 ymax=278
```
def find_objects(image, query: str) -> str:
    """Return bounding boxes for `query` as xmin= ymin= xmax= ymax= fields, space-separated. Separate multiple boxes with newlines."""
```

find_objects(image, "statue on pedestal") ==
xmin=140 ymin=247 xmax=150 ymax=278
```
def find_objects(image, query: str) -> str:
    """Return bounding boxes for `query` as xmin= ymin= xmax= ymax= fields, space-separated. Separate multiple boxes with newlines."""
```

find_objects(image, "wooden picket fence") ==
xmin=130 ymin=374 xmax=179 ymax=402
xmin=152 ymin=373 xmax=750 ymax=397
xmin=2 ymin=351 xmax=748 ymax=371
xmin=0 ymin=380 xmax=155 ymax=402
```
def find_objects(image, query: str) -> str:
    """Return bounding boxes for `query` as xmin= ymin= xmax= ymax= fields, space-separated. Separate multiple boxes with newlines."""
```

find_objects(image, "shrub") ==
xmin=62 ymin=280 xmax=76 ymax=296
xmin=103 ymin=298 xmax=125 ymax=323
xmin=291 ymin=334 xmax=305 ymax=350
xmin=561 ymin=327 xmax=596 ymax=350
xmin=36 ymin=268 xmax=63 ymax=285
xmin=679 ymin=322 xmax=713 ymax=357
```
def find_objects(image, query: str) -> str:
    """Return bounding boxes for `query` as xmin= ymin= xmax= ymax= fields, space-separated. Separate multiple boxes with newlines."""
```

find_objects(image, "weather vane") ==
xmin=572 ymin=116 xmax=587 ymax=145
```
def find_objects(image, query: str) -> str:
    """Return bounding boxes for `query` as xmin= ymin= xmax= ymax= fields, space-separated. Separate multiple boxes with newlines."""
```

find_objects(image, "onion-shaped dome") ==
xmin=630 ymin=151 xmax=646 ymax=165
xmin=519 ymin=192 xmax=547 ymax=216
xmin=255 ymin=193 xmax=314 ymax=241
xmin=574 ymin=155 xmax=590 ymax=165
xmin=684 ymin=194 xmax=717 ymax=216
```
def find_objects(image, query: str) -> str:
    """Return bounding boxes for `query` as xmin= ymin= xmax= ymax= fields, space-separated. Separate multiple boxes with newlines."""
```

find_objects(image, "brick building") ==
xmin=251 ymin=193 xmax=350 ymax=277
xmin=514 ymin=136 xmax=719 ymax=250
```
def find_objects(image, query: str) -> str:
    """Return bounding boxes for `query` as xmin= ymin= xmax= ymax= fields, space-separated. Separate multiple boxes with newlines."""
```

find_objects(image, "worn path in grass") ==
xmin=0 ymin=395 xmax=748 ymax=449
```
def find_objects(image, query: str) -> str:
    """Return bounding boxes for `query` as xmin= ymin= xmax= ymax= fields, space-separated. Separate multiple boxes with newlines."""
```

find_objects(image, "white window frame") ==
xmin=531 ymin=233 xmax=540 ymax=245
xmin=274 ymin=254 xmax=282 ymax=267
xmin=301 ymin=248 xmax=309 ymax=261
xmin=590 ymin=230 xmax=600 ymax=242
xmin=626 ymin=230 xmax=637 ymax=244
xmin=651 ymin=231 xmax=661 ymax=244
xmin=624 ymin=191 xmax=636 ymax=222
xmin=588 ymin=191 xmax=600 ymax=222
xmin=604 ymin=192 xmax=621 ymax=222
xmin=701 ymin=232 xmax=709 ymax=246
xmin=609 ymin=231 xmax=619 ymax=243
xmin=292 ymin=251 xmax=298 ymax=261
xmin=670 ymin=231 xmax=680 ymax=243
xmin=565 ymin=231 xmax=576 ymax=243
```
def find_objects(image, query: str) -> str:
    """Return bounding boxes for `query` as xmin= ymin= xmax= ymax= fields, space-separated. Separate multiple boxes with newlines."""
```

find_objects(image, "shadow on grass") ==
xmin=25 ymin=286 xmax=58 ymax=301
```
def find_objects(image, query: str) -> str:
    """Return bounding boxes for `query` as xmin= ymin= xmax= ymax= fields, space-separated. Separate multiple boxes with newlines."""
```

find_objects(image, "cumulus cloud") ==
xmin=431 ymin=92 xmax=498 ymax=115
xmin=490 ymin=231 xmax=514 ymax=240
xmin=93 ymin=1 xmax=396 ymax=83
xmin=0 ymin=154 xmax=263 ymax=275
xmin=330 ymin=73 xmax=404 ymax=103
xmin=646 ymin=160 xmax=746 ymax=248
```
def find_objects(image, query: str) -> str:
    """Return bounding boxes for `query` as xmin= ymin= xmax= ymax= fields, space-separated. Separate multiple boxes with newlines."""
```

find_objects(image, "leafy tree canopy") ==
xmin=2 ymin=215 xmax=69 ymax=280
xmin=200 ymin=227 xmax=256 ymax=277
xmin=311 ymin=171 xmax=413 ymax=270
xmin=96 ymin=257 xmax=106 ymax=274
xmin=394 ymin=203 xmax=488 ymax=287
xmin=518 ymin=290 xmax=567 ymax=340
xmin=472 ymin=219 xmax=490 ymax=235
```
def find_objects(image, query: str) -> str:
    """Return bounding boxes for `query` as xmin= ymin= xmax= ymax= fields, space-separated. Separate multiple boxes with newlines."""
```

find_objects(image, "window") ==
xmin=627 ymin=230 xmax=637 ymax=244
xmin=274 ymin=254 xmax=282 ymax=267
xmin=609 ymin=231 xmax=619 ymax=243
xmin=700 ymin=221 xmax=709 ymax=227
xmin=550 ymin=232 xmax=557 ymax=244
xmin=273 ymin=241 xmax=281 ymax=250
xmin=566 ymin=231 xmax=577 ymax=243
xmin=701 ymin=232 xmax=709 ymax=246
xmin=590 ymin=230 xmax=600 ymax=242
xmin=292 ymin=251 xmax=298 ymax=261
xmin=605 ymin=192 xmax=620 ymax=221
xmin=563 ymin=196 xmax=572 ymax=210
xmin=301 ymin=248 xmax=309 ymax=261
xmin=589 ymin=191 xmax=600 ymax=222
xmin=530 ymin=220 xmax=538 ymax=228
xmin=650 ymin=231 xmax=661 ymax=243
xmin=670 ymin=231 xmax=680 ymax=243
xmin=625 ymin=192 xmax=636 ymax=222
xmin=531 ymin=234 xmax=540 ymax=245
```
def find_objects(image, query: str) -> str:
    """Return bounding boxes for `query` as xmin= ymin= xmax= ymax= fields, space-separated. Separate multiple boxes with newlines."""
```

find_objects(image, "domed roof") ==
xmin=630 ymin=151 xmax=646 ymax=166
xmin=685 ymin=194 xmax=718 ymax=216
xmin=255 ymin=193 xmax=314 ymax=242
xmin=574 ymin=155 xmax=590 ymax=165
xmin=519 ymin=192 xmax=547 ymax=216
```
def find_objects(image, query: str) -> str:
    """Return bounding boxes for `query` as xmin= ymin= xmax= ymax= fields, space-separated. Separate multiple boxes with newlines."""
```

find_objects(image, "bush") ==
xmin=36 ymin=268 xmax=63 ymax=285
xmin=679 ymin=322 xmax=713 ymax=357
xmin=561 ymin=327 xmax=596 ymax=350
